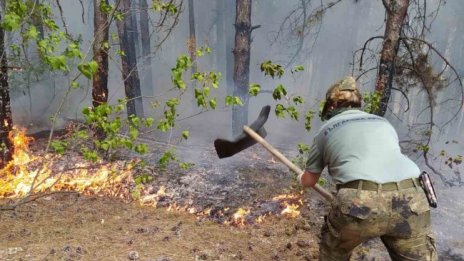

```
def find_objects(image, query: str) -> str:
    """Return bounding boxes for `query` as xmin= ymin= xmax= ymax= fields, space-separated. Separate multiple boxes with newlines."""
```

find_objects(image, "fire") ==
xmin=0 ymin=127 xmax=133 ymax=199
xmin=281 ymin=202 xmax=301 ymax=218
xmin=9 ymin=127 xmax=34 ymax=166
xmin=273 ymin=193 xmax=303 ymax=218
xmin=225 ymin=208 xmax=250 ymax=226
xmin=0 ymin=127 xmax=306 ymax=227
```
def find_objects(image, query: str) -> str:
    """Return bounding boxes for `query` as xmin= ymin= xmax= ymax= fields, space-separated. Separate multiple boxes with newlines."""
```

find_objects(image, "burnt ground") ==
xmin=1 ymin=135 xmax=461 ymax=260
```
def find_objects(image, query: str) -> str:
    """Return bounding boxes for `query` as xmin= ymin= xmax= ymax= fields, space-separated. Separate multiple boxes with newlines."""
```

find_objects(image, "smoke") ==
xmin=6 ymin=0 xmax=464 ymax=256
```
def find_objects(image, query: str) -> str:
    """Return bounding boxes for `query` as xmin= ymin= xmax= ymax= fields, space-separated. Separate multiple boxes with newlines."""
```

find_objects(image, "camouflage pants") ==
xmin=319 ymin=185 xmax=437 ymax=261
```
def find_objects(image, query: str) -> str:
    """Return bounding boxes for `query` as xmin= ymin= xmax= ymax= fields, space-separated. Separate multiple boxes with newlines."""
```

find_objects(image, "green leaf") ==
xmin=272 ymin=84 xmax=287 ymax=100
xmin=81 ymin=148 xmax=99 ymax=162
xmin=134 ymin=144 xmax=148 ymax=154
xmin=225 ymin=96 xmax=233 ymax=106
xmin=82 ymin=107 xmax=91 ymax=115
xmin=203 ymin=86 xmax=210 ymax=97
xmin=196 ymin=49 xmax=204 ymax=57
xmin=287 ymin=106 xmax=299 ymax=120
xmin=77 ymin=130 xmax=88 ymax=139
xmin=293 ymin=96 xmax=304 ymax=105
xmin=179 ymin=162 xmax=195 ymax=170
xmin=297 ymin=143 xmax=310 ymax=154
xmin=129 ymin=128 xmax=139 ymax=140
xmin=209 ymin=98 xmax=217 ymax=109
xmin=78 ymin=60 xmax=99 ymax=79
xmin=275 ymin=104 xmax=286 ymax=118
xmin=248 ymin=83 xmax=261 ymax=96
xmin=144 ymin=117 xmax=154 ymax=127
xmin=292 ymin=65 xmax=305 ymax=73
xmin=99 ymin=2 xmax=113 ymax=14
xmin=166 ymin=98 xmax=180 ymax=108
xmin=71 ymin=81 xmax=79 ymax=89
xmin=134 ymin=174 xmax=153 ymax=185
xmin=304 ymin=110 xmax=315 ymax=132
xmin=46 ymin=55 xmax=69 ymax=71
xmin=115 ymin=11 xmax=124 ymax=21
xmin=51 ymin=140 xmax=67 ymax=154
xmin=225 ymin=96 xmax=244 ymax=107
xmin=157 ymin=119 xmax=170 ymax=132
xmin=100 ymin=142 xmax=110 ymax=151
xmin=130 ymin=116 xmax=141 ymax=127
xmin=25 ymin=26 xmax=39 ymax=40
xmin=236 ymin=97 xmax=244 ymax=106
xmin=211 ymin=72 xmax=221 ymax=88
xmin=43 ymin=18 xmax=59 ymax=30
xmin=64 ymin=42 xmax=83 ymax=59
xmin=181 ymin=130 xmax=189 ymax=140
xmin=1 ymin=14 xmax=21 ymax=31
xmin=116 ymin=49 xmax=125 ymax=56
xmin=260 ymin=60 xmax=284 ymax=79
xmin=159 ymin=150 xmax=177 ymax=169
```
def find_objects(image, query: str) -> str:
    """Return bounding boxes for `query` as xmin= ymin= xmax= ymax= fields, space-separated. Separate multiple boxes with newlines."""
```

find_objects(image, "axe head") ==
xmin=214 ymin=105 xmax=271 ymax=158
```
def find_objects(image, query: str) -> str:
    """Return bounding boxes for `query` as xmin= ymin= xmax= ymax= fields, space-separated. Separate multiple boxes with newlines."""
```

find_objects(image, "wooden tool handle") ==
xmin=243 ymin=125 xmax=334 ymax=202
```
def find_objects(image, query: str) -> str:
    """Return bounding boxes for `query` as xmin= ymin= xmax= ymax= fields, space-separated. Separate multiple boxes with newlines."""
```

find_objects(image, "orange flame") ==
xmin=0 ymin=127 xmax=305 ymax=227
xmin=0 ymin=127 xmax=133 ymax=199
xmin=281 ymin=202 xmax=301 ymax=218
xmin=225 ymin=208 xmax=250 ymax=226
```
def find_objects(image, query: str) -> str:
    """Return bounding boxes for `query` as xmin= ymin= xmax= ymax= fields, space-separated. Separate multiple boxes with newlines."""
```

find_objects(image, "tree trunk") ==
xmin=117 ymin=0 xmax=144 ymax=118
xmin=215 ymin=0 xmax=225 ymax=73
xmin=188 ymin=0 xmax=197 ymax=89
xmin=374 ymin=0 xmax=410 ymax=116
xmin=129 ymin=0 xmax=141 ymax=58
xmin=92 ymin=0 xmax=110 ymax=107
xmin=225 ymin=0 xmax=235 ymax=96
xmin=0 ymin=14 xmax=13 ymax=168
xmin=139 ymin=0 xmax=154 ymax=97
xmin=232 ymin=0 xmax=253 ymax=136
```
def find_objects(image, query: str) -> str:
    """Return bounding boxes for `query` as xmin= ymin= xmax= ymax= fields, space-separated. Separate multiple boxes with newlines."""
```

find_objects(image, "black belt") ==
xmin=336 ymin=178 xmax=420 ymax=191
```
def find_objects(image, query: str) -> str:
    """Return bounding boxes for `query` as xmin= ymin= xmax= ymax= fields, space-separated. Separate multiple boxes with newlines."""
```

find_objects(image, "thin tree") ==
xmin=225 ymin=0 xmax=235 ymax=96
xmin=188 ymin=0 xmax=197 ymax=88
xmin=116 ymin=0 xmax=144 ymax=118
xmin=374 ymin=0 xmax=410 ymax=116
xmin=0 ymin=13 xmax=13 ymax=168
xmin=139 ymin=0 xmax=154 ymax=97
xmin=129 ymin=0 xmax=141 ymax=58
xmin=232 ymin=0 xmax=256 ymax=136
xmin=92 ymin=0 xmax=110 ymax=107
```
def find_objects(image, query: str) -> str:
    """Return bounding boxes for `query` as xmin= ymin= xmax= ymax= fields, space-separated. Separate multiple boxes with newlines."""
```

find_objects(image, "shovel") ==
xmin=214 ymin=106 xmax=334 ymax=202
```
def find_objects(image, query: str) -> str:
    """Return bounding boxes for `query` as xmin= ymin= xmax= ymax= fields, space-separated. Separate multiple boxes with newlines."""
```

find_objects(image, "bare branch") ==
xmin=391 ymin=87 xmax=410 ymax=112
xmin=55 ymin=0 xmax=70 ymax=37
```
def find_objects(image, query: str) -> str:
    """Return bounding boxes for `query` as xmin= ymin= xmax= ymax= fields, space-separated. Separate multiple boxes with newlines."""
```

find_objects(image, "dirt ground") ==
xmin=1 ymin=194 xmax=323 ymax=261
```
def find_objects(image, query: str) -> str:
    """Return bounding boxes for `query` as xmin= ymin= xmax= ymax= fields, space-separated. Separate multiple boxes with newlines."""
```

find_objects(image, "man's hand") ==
xmin=298 ymin=170 xmax=321 ymax=188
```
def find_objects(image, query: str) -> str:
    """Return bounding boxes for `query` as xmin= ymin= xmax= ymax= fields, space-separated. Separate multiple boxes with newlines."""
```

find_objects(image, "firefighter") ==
xmin=298 ymin=76 xmax=437 ymax=260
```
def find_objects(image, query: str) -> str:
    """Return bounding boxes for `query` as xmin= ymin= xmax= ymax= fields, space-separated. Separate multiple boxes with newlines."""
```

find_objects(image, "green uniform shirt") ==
xmin=305 ymin=109 xmax=420 ymax=184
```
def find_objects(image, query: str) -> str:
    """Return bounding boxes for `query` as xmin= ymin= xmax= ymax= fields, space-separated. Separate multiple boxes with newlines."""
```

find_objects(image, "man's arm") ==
xmin=298 ymin=170 xmax=321 ymax=188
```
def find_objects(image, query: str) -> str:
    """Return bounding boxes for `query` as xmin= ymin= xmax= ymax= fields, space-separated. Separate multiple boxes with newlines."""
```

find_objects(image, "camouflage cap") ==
xmin=321 ymin=76 xmax=361 ymax=121
xmin=325 ymin=76 xmax=359 ymax=101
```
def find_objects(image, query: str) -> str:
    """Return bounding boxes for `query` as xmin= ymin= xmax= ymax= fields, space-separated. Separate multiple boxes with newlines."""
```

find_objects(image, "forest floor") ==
xmin=0 ymin=193 xmax=388 ymax=261
xmin=0 ymin=133 xmax=460 ymax=260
